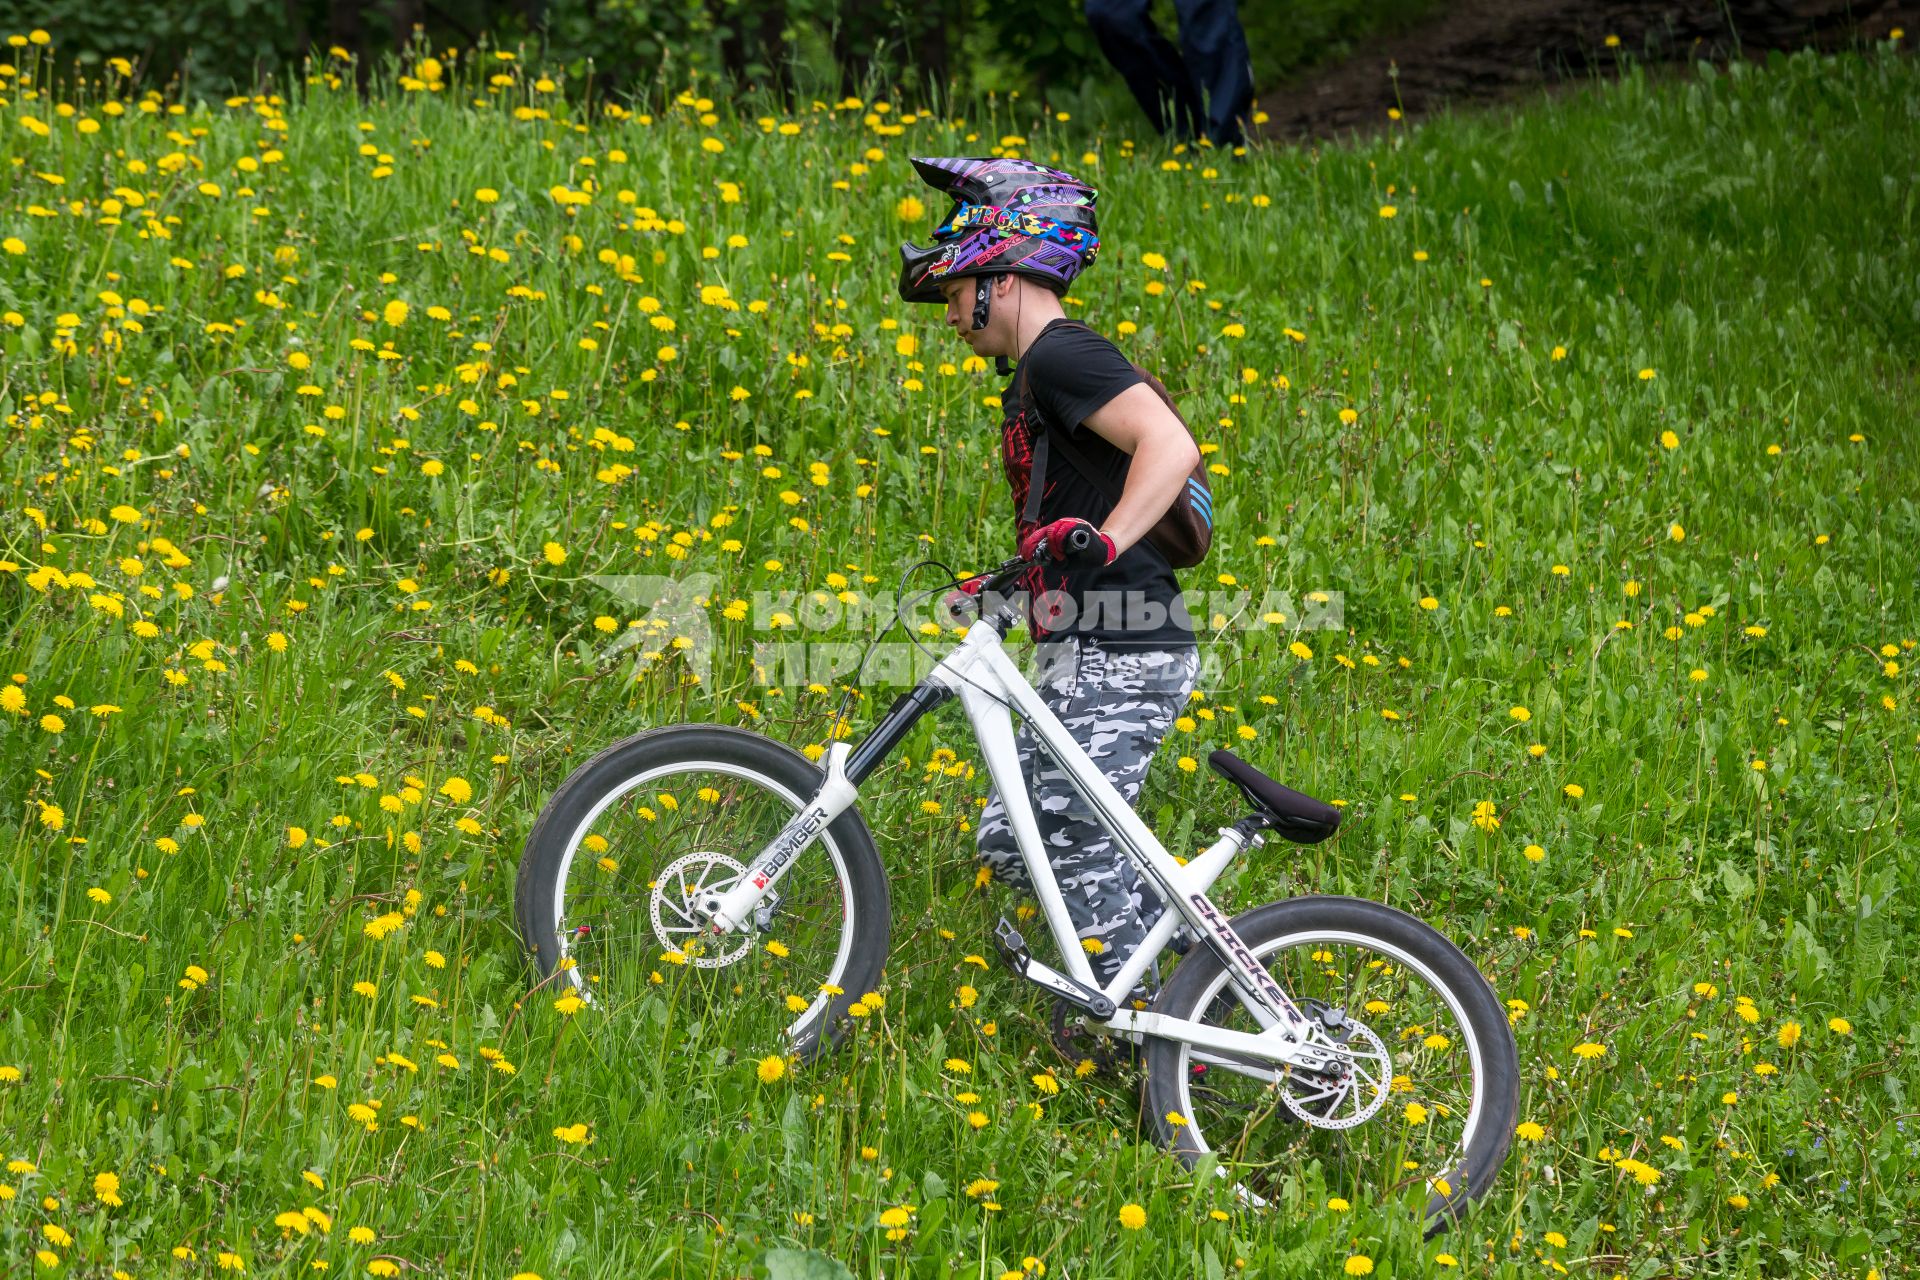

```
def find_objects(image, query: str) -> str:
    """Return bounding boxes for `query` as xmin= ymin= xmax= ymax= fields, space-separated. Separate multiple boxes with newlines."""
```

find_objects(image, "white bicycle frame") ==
xmin=699 ymin=610 xmax=1350 ymax=1076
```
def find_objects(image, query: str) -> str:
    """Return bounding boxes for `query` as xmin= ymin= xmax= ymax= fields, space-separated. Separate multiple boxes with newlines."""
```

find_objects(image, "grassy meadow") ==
xmin=3 ymin=30 xmax=1919 ymax=1280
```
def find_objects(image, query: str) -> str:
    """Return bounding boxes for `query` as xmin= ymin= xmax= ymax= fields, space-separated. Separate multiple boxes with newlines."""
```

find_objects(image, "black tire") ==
xmin=1143 ymin=896 xmax=1518 ymax=1235
xmin=514 ymin=723 xmax=890 ymax=1062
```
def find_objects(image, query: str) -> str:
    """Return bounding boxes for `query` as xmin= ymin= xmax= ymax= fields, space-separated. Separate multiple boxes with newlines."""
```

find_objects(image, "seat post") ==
xmin=1231 ymin=812 xmax=1271 ymax=843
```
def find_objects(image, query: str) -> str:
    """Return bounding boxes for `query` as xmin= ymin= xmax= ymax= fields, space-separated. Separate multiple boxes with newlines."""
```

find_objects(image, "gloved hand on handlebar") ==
xmin=1019 ymin=517 xmax=1117 ymax=567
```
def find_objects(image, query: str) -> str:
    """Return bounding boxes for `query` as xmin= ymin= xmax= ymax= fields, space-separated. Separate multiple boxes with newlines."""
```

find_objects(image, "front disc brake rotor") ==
xmin=652 ymin=852 xmax=755 ymax=968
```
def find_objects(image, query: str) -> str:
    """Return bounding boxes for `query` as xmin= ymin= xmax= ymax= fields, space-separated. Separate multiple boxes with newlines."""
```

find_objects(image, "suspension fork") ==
xmin=696 ymin=683 xmax=952 ymax=933
xmin=695 ymin=740 xmax=858 ymax=933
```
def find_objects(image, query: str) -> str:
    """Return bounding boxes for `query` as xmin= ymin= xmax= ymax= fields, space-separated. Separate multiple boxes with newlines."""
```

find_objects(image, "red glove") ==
xmin=1019 ymin=517 xmax=1116 ymax=567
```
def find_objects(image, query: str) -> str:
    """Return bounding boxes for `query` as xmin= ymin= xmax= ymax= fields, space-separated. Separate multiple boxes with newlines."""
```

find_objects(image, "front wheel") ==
xmin=513 ymin=724 xmax=891 ymax=1061
xmin=1143 ymin=896 xmax=1518 ymax=1235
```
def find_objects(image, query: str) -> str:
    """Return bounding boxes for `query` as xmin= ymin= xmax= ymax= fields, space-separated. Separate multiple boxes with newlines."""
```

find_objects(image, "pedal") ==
xmin=992 ymin=916 xmax=1029 ymax=971
xmin=993 ymin=917 xmax=1116 ymax=1018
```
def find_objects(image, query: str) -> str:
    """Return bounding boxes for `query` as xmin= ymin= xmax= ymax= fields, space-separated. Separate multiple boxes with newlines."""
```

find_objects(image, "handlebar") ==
xmin=967 ymin=556 xmax=1031 ymax=603
xmin=957 ymin=527 xmax=1096 ymax=618
xmin=1060 ymin=524 xmax=1098 ymax=557
xmin=971 ymin=530 xmax=1074 ymax=595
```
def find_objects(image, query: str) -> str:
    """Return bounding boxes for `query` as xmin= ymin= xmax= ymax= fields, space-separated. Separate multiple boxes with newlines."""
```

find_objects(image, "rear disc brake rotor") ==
xmin=1278 ymin=1006 xmax=1392 ymax=1130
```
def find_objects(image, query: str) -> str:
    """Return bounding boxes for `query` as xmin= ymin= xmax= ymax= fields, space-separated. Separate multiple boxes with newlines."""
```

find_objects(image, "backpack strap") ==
xmin=1023 ymin=427 xmax=1052 ymax=525
xmin=1013 ymin=351 xmax=1051 ymax=526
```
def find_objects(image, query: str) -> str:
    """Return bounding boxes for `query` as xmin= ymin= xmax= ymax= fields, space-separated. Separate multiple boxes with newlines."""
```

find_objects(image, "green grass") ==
xmin=2 ymin=33 xmax=1918 ymax=1280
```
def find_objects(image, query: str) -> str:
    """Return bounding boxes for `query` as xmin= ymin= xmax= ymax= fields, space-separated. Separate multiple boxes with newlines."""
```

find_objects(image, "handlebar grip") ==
xmin=1063 ymin=525 xmax=1095 ymax=555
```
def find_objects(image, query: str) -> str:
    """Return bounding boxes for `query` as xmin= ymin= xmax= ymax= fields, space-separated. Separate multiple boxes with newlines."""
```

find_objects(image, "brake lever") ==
xmin=946 ymin=528 xmax=1096 ymax=627
xmin=946 ymin=552 xmax=1041 ymax=624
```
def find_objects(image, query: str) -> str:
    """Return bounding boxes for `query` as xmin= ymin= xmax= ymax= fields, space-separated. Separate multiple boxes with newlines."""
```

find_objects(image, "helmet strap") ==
xmin=977 ymin=274 xmax=1015 ymax=376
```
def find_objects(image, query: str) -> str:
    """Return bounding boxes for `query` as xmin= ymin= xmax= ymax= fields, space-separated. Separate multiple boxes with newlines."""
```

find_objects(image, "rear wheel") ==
xmin=514 ymin=724 xmax=890 ymax=1061
xmin=1143 ymin=896 xmax=1517 ymax=1234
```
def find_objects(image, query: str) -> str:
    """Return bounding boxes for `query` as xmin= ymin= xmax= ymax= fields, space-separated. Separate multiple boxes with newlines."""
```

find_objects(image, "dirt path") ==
xmin=1254 ymin=0 xmax=1914 ymax=141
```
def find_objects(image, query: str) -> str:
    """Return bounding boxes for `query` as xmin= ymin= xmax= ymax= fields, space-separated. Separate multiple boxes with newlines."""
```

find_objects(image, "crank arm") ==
xmin=995 ymin=919 xmax=1116 ymax=1018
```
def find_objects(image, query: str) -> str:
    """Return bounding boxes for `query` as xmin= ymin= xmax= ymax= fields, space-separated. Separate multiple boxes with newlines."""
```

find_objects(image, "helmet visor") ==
xmin=898 ymin=239 xmax=960 ymax=304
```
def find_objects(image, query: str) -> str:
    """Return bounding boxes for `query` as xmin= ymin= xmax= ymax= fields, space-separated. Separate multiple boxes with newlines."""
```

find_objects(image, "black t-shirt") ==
xmin=1000 ymin=318 xmax=1195 ymax=649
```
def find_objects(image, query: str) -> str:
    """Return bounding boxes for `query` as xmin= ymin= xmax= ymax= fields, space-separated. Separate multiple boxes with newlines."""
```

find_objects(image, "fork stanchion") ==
xmin=844 ymin=683 xmax=953 ymax=786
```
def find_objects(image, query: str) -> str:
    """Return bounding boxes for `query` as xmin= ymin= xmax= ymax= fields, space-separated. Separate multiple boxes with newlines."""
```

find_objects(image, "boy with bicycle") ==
xmin=897 ymin=156 xmax=1208 ymax=1011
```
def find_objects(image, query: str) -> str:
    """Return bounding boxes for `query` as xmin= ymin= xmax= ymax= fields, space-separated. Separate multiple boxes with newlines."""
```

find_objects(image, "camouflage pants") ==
xmin=975 ymin=637 xmax=1201 ymax=984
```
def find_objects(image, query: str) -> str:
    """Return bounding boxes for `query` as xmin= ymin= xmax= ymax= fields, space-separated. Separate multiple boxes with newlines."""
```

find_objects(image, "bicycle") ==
xmin=515 ymin=529 xmax=1519 ymax=1232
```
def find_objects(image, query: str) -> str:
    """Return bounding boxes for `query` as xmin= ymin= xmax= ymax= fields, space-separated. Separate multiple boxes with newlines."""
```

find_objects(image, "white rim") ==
xmin=1172 ymin=925 xmax=1489 ymax=1203
xmin=551 ymin=757 xmax=860 ymax=1047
